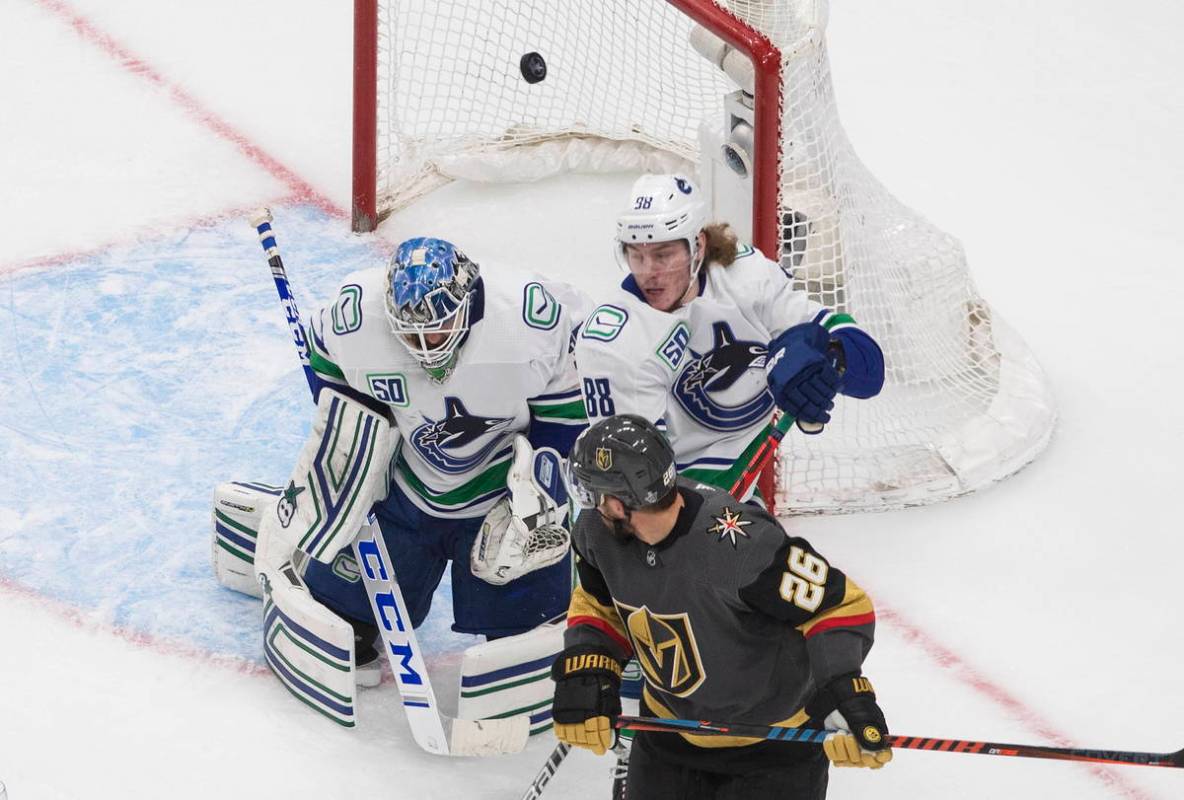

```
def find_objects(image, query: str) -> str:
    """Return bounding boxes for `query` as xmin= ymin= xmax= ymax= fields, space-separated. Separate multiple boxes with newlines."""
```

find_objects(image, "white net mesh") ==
xmin=370 ymin=0 xmax=1056 ymax=514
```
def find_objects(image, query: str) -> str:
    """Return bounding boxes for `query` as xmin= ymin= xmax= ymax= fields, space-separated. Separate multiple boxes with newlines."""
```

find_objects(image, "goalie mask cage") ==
xmin=352 ymin=0 xmax=1056 ymax=515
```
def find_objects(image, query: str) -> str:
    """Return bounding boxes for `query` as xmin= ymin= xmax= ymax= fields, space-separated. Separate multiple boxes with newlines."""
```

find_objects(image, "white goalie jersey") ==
xmin=306 ymin=266 xmax=588 ymax=519
xmin=574 ymin=244 xmax=859 ymax=489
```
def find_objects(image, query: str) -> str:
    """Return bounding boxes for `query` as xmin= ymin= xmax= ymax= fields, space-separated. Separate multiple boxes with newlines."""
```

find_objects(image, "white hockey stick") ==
xmin=251 ymin=209 xmax=528 ymax=756
xmin=353 ymin=516 xmax=529 ymax=756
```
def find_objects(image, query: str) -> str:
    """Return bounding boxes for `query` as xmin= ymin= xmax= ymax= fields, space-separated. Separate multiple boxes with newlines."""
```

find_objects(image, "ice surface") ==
xmin=1 ymin=1 xmax=1181 ymax=798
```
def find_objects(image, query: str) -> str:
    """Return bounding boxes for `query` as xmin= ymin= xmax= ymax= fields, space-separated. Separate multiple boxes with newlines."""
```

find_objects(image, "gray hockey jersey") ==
xmin=565 ymin=478 xmax=876 ymax=751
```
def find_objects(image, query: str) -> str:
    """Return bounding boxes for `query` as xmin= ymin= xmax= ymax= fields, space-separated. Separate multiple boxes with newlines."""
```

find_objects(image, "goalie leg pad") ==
xmin=259 ymin=563 xmax=358 ymax=727
xmin=211 ymin=481 xmax=283 ymax=599
xmin=254 ymin=387 xmax=398 ymax=577
xmin=457 ymin=621 xmax=565 ymax=736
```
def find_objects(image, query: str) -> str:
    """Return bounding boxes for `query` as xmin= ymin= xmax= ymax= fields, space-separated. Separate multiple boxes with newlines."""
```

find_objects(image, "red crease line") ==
xmin=0 ymin=575 xmax=270 ymax=677
xmin=32 ymin=0 xmax=345 ymax=219
xmin=877 ymin=604 xmax=1157 ymax=800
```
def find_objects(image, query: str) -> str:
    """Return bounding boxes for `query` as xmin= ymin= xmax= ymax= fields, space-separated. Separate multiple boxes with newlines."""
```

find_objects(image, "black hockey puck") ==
xmin=520 ymin=51 xmax=547 ymax=84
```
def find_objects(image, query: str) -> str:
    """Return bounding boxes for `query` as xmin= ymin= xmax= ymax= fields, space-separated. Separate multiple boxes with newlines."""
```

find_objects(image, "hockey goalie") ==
xmin=211 ymin=233 xmax=586 ymax=752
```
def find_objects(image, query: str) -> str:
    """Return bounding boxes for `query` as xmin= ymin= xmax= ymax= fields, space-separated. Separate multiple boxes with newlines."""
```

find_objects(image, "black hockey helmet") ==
xmin=566 ymin=415 xmax=677 ymax=510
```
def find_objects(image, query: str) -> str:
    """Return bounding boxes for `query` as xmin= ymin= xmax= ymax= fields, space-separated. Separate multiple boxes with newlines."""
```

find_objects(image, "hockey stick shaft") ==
xmin=250 ymin=208 xmax=319 ymax=398
xmin=729 ymin=341 xmax=846 ymax=499
xmin=615 ymin=716 xmax=1184 ymax=769
xmin=520 ymin=742 xmax=572 ymax=800
xmin=728 ymin=412 xmax=793 ymax=499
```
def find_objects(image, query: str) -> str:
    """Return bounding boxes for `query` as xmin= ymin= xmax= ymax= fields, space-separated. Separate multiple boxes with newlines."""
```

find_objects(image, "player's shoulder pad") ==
xmin=319 ymin=267 xmax=387 ymax=338
xmin=696 ymin=484 xmax=786 ymax=542
xmin=477 ymin=265 xmax=574 ymax=334
xmin=577 ymin=292 xmax=689 ymax=372
xmin=579 ymin=300 xmax=633 ymax=344
xmin=720 ymin=241 xmax=788 ymax=283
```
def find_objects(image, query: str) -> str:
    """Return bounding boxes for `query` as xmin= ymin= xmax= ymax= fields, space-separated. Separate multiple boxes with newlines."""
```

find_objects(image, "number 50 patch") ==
xmin=367 ymin=373 xmax=410 ymax=406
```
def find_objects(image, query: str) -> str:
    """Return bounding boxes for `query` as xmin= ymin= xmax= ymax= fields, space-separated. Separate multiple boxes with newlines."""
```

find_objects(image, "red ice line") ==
xmin=0 ymin=575 xmax=269 ymax=677
xmin=0 ymin=202 xmax=275 ymax=277
xmin=877 ymin=604 xmax=1156 ymax=800
xmin=6 ymin=0 xmax=348 ymax=275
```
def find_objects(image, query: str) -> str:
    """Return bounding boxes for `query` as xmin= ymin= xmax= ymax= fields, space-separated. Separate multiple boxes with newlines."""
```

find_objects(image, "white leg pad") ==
xmin=260 ymin=564 xmax=359 ymax=728
xmin=211 ymin=481 xmax=282 ymax=599
xmin=457 ymin=621 xmax=565 ymax=736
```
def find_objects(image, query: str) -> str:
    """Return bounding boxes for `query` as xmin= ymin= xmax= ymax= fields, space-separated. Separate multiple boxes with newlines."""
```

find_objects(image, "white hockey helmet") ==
xmin=615 ymin=174 xmax=708 ymax=272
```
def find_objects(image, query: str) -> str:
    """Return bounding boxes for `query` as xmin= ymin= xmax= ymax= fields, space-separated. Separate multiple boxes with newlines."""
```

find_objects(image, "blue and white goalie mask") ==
xmin=384 ymin=237 xmax=480 ymax=380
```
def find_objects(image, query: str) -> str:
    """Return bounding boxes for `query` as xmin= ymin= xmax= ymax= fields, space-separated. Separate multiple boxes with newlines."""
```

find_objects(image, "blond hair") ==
xmin=702 ymin=222 xmax=739 ymax=268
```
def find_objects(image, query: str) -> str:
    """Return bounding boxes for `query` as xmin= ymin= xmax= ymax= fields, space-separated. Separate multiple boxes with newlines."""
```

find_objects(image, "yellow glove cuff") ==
xmin=824 ymin=733 xmax=893 ymax=769
xmin=555 ymin=715 xmax=615 ymax=756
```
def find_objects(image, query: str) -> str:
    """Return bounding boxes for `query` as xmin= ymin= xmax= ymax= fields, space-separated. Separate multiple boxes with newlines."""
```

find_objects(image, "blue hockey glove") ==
xmin=765 ymin=322 xmax=843 ymax=426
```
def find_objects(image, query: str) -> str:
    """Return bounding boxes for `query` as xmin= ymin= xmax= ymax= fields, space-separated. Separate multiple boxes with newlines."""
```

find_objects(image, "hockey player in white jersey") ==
xmin=285 ymin=237 xmax=587 ymax=659
xmin=575 ymin=174 xmax=884 ymax=496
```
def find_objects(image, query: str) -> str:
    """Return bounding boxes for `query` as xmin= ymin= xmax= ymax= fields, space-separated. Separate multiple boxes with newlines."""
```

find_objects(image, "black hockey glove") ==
xmin=765 ymin=323 xmax=844 ymax=428
xmin=551 ymin=645 xmax=623 ymax=756
xmin=807 ymin=672 xmax=893 ymax=769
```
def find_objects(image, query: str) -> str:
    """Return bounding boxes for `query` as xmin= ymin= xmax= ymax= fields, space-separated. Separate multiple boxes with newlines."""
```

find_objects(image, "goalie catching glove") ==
xmin=807 ymin=672 xmax=893 ymax=769
xmin=551 ymin=644 xmax=623 ymax=756
xmin=471 ymin=435 xmax=571 ymax=586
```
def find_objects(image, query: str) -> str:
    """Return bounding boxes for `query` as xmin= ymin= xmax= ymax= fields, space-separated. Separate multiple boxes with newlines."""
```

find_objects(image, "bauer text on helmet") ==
xmin=616 ymin=174 xmax=707 ymax=312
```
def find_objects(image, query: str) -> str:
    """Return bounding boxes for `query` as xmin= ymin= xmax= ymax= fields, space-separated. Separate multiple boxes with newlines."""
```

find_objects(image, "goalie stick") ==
xmin=250 ymin=209 xmax=318 ymax=398
xmin=250 ymin=209 xmax=529 ymax=757
xmin=615 ymin=715 xmax=1184 ymax=769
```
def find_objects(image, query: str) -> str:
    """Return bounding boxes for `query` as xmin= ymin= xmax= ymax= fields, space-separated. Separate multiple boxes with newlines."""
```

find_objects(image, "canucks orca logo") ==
xmin=672 ymin=321 xmax=774 ymax=432
xmin=410 ymin=396 xmax=515 ymax=474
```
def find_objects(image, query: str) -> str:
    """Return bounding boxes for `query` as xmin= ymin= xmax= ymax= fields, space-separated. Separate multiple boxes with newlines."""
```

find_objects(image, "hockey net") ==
xmin=352 ymin=0 xmax=1056 ymax=514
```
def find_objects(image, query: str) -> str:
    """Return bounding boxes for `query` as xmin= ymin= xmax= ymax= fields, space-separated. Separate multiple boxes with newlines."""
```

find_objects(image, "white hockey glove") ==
xmin=471 ymin=435 xmax=571 ymax=586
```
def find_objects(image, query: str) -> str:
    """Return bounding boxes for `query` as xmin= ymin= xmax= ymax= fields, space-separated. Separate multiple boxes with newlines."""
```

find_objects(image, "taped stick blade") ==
xmin=449 ymin=715 xmax=531 ymax=756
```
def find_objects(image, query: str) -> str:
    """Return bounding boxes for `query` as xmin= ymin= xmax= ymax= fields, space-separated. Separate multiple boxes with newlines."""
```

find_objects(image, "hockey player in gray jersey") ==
xmin=551 ymin=415 xmax=892 ymax=798
xmin=575 ymin=174 xmax=885 ymax=496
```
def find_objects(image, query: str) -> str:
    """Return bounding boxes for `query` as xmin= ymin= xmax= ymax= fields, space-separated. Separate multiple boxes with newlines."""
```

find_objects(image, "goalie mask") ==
xmin=385 ymin=237 xmax=480 ymax=382
xmin=566 ymin=414 xmax=677 ymax=511
xmin=615 ymin=174 xmax=708 ymax=311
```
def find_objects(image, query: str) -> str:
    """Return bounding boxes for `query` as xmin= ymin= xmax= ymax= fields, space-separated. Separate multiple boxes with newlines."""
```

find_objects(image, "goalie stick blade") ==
xmin=449 ymin=715 xmax=531 ymax=757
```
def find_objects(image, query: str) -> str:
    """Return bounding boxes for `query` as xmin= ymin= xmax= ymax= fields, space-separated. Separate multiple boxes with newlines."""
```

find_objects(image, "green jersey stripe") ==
xmin=307 ymin=335 xmax=345 ymax=380
xmin=395 ymin=456 xmax=512 ymax=507
xmin=529 ymin=400 xmax=588 ymax=420
xmin=822 ymin=312 xmax=856 ymax=330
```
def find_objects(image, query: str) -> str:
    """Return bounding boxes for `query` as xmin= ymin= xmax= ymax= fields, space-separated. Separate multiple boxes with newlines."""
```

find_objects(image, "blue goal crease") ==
xmin=0 ymin=205 xmax=467 ymax=663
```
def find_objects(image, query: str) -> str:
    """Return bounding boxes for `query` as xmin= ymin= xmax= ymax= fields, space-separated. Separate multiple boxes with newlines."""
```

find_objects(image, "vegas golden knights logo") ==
xmin=595 ymin=447 xmax=613 ymax=471
xmin=615 ymin=602 xmax=705 ymax=698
